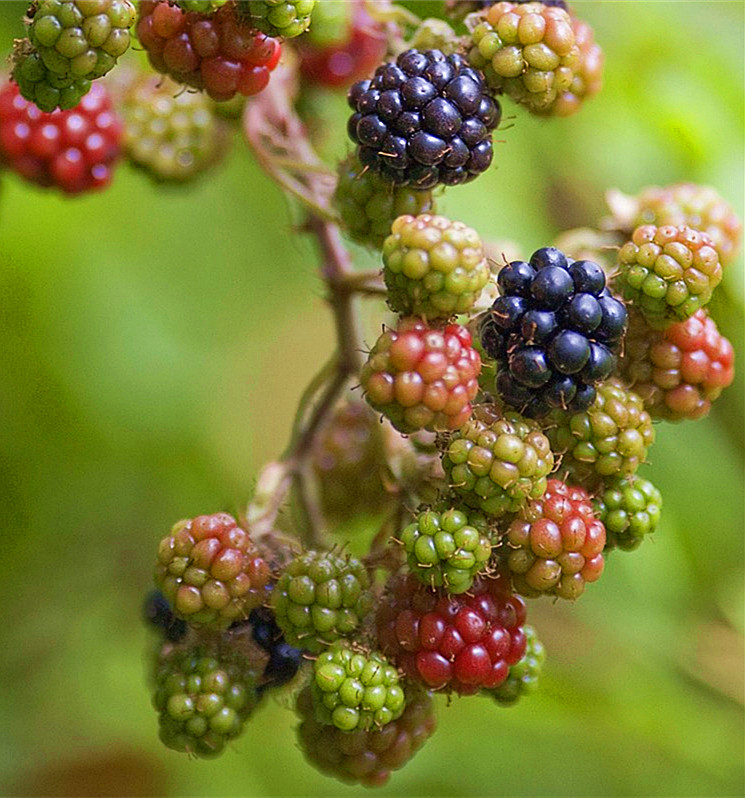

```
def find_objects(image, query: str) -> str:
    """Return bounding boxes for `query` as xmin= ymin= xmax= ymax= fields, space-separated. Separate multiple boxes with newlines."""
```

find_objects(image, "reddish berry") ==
xmin=619 ymin=307 xmax=735 ymax=421
xmin=298 ymin=2 xmax=386 ymax=89
xmin=0 ymin=79 xmax=122 ymax=194
xmin=376 ymin=572 xmax=527 ymax=694
xmin=503 ymin=478 xmax=606 ymax=600
xmin=361 ymin=317 xmax=482 ymax=434
xmin=136 ymin=0 xmax=281 ymax=102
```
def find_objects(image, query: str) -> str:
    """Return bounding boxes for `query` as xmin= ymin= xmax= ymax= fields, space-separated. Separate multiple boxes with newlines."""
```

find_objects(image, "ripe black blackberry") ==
xmin=480 ymin=247 xmax=627 ymax=417
xmin=346 ymin=49 xmax=500 ymax=190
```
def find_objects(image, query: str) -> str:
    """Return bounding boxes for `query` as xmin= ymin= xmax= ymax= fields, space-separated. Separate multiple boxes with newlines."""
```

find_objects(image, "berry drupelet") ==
xmin=594 ymin=475 xmax=662 ymax=552
xmin=347 ymin=48 xmax=500 ymax=189
xmin=136 ymin=0 xmax=282 ymax=102
xmin=377 ymin=571 xmax=527 ymax=694
xmin=486 ymin=623 xmax=545 ymax=705
xmin=242 ymin=0 xmax=316 ymax=39
xmin=480 ymin=247 xmax=627 ymax=417
xmin=0 ymin=79 xmax=122 ymax=193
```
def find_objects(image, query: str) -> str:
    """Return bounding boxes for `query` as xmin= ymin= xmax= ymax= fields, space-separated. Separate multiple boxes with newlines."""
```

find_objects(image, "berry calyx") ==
xmin=442 ymin=403 xmax=554 ymax=517
xmin=333 ymin=152 xmax=436 ymax=251
xmin=361 ymin=317 xmax=482 ymax=434
xmin=399 ymin=507 xmax=493 ymax=593
xmin=594 ymin=475 xmax=662 ymax=552
xmin=376 ymin=571 xmax=527 ymax=694
xmin=0 ymin=78 xmax=122 ymax=193
xmin=311 ymin=644 xmax=405 ymax=732
xmin=347 ymin=48 xmax=500 ymax=189
xmin=271 ymin=550 xmax=374 ymax=653
xmin=383 ymin=213 xmax=490 ymax=318
xmin=503 ymin=478 xmax=606 ymax=600
xmin=615 ymin=224 xmax=723 ymax=327
xmin=154 ymin=512 xmax=271 ymax=629
xmin=486 ymin=623 xmax=545 ymax=704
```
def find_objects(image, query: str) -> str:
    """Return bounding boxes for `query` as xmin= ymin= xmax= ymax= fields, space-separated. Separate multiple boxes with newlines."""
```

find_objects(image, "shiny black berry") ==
xmin=144 ymin=590 xmax=188 ymax=643
xmin=530 ymin=267 xmax=574 ymax=310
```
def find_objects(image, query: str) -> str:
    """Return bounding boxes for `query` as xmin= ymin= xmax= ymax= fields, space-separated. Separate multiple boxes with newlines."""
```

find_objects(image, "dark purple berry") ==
xmin=548 ymin=330 xmax=591 ymax=374
xmin=596 ymin=295 xmax=628 ymax=343
xmin=563 ymin=293 xmax=602 ymax=333
xmin=530 ymin=266 xmax=574 ymax=310
xmin=569 ymin=260 xmax=606 ymax=296
xmin=422 ymin=98 xmax=462 ymax=137
xmin=568 ymin=383 xmax=596 ymax=410
xmin=401 ymin=77 xmax=437 ymax=109
xmin=544 ymin=374 xmax=577 ymax=408
xmin=491 ymin=295 xmax=528 ymax=329
xmin=497 ymin=369 xmax=534 ymax=406
xmin=444 ymin=75 xmax=482 ymax=114
xmin=530 ymin=247 xmax=568 ymax=271
xmin=520 ymin=310 xmax=556 ymax=343
xmin=510 ymin=347 xmax=552 ymax=388
xmin=581 ymin=342 xmax=615 ymax=382
xmin=498 ymin=261 xmax=535 ymax=297
xmin=481 ymin=319 xmax=506 ymax=359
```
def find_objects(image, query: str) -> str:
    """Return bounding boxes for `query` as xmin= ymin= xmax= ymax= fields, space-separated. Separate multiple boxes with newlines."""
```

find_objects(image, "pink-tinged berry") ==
xmin=553 ymin=16 xmax=603 ymax=117
xmin=376 ymin=571 xmax=527 ymax=694
xmin=154 ymin=512 xmax=272 ymax=629
xmin=136 ymin=0 xmax=282 ymax=102
xmin=361 ymin=318 xmax=482 ymax=434
xmin=619 ymin=307 xmax=735 ymax=421
xmin=503 ymin=478 xmax=606 ymax=600
xmin=486 ymin=623 xmax=545 ymax=705
xmin=0 ymin=79 xmax=122 ymax=194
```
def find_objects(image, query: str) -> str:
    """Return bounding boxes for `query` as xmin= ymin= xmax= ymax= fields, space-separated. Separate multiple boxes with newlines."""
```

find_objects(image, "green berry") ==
xmin=152 ymin=642 xmax=261 ymax=758
xmin=487 ymin=625 xmax=545 ymax=705
xmin=175 ymin=0 xmax=229 ymax=11
xmin=333 ymin=153 xmax=435 ymax=251
xmin=546 ymin=379 xmax=655 ymax=488
xmin=242 ymin=0 xmax=316 ymax=38
xmin=383 ymin=213 xmax=489 ymax=319
xmin=311 ymin=644 xmax=405 ymax=732
xmin=594 ymin=475 xmax=662 ymax=552
xmin=304 ymin=0 xmax=351 ymax=48
xmin=272 ymin=551 xmax=374 ymax=653
xmin=12 ymin=44 xmax=91 ymax=112
xmin=399 ymin=507 xmax=492 ymax=593
xmin=441 ymin=404 xmax=554 ymax=517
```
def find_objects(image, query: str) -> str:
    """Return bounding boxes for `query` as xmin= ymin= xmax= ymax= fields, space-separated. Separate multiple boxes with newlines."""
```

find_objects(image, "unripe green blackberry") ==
xmin=547 ymin=379 xmax=655 ymax=487
xmin=399 ymin=507 xmax=492 ymax=593
xmin=468 ymin=1 xmax=581 ymax=116
xmin=442 ymin=404 xmax=554 ymax=517
xmin=311 ymin=644 xmax=405 ymax=732
xmin=29 ymin=0 xmax=136 ymax=82
xmin=383 ymin=214 xmax=489 ymax=319
xmin=333 ymin=153 xmax=435 ymax=251
xmin=12 ymin=43 xmax=91 ymax=112
xmin=152 ymin=642 xmax=261 ymax=758
xmin=487 ymin=624 xmax=545 ymax=705
xmin=296 ymin=686 xmax=436 ymax=787
xmin=175 ymin=0 xmax=228 ymax=11
xmin=122 ymin=75 xmax=228 ymax=183
xmin=594 ymin=475 xmax=662 ymax=552
xmin=272 ymin=550 xmax=374 ymax=654
xmin=615 ymin=224 xmax=723 ymax=328
xmin=154 ymin=513 xmax=271 ymax=629
xmin=242 ymin=0 xmax=316 ymax=38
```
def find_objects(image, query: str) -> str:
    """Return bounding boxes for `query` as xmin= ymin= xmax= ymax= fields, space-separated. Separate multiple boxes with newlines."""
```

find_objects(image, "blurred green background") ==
xmin=0 ymin=1 xmax=743 ymax=796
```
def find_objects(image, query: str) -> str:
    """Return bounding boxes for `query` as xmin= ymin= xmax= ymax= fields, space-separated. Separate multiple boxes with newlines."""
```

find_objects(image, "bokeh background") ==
xmin=0 ymin=1 xmax=743 ymax=796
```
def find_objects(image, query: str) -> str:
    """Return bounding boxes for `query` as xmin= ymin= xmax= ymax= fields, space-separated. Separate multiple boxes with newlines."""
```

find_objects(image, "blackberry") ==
xmin=347 ymin=48 xmax=500 ymax=190
xmin=311 ymin=644 xmax=405 ymax=732
xmin=296 ymin=686 xmax=436 ymax=787
xmin=619 ymin=307 xmax=734 ymax=422
xmin=143 ymin=590 xmax=188 ymax=643
xmin=468 ymin=2 xmax=582 ymax=116
xmin=594 ymin=475 xmax=662 ymax=552
xmin=154 ymin=512 xmax=271 ymax=629
xmin=480 ymin=247 xmax=627 ymax=417
xmin=383 ymin=213 xmax=489 ymax=318
xmin=249 ymin=608 xmax=304 ymax=690
xmin=361 ymin=317 xmax=482 ymax=434
xmin=376 ymin=571 xmax=527 ymax=694
xmin=615 ymin=224 xmax=723 ymax=327
xmin=486 ymin=624 xmax=545 ymax=705
xmin=122 ymin=74 xmax=228 ymax=183
xmin=11 ymin=43 xmax=91 ymax=112
xmin=333 ymin=152 xmax=435 ymax=251
xmin=399 ymin=507 xmax=492 ymax=593
xmin=152 ymin=641 xmax=261 ymax=758
xmin=28 ymin=0 xmax=135 ymax=83
xmin=242 ymin=0 xmax=316 ymax=39
xmin=503 ymin=478 xmax=606 ymax=600
xmin=271 ymin=550 xmax=374 ymax=654
xmin=547 ymin=378 xmax=655 ymax=487
xmin=441 ymin=404 xmax=554 ymax=518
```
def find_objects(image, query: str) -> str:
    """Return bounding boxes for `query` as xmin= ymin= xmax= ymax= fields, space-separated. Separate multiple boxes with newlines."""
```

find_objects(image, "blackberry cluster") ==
xmin=487 ymin=624 xmax=545 ymax=705
xmin=347 ymin=48 xmax=500 ymax=189
xmin=594 ymin=476 xmax=662 ymax=552
xmin=480 ymin=247 xmax=627 ymax=417
xmin=243 ymin=0 xmax=316 ymax=39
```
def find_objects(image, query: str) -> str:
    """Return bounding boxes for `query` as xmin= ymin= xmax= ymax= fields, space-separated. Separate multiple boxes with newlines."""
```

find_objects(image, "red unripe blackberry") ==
xmin=486 ymin=623 xmax=545 ymax=704
xmin=296 ymin=686 xmax=437 ymax=787
xmin=553 ymin=17 xmax=603 ymax=117
xmin=155 ymin=512 xmax=271 ymax=629
xmin=136 ymin=0 xmax=282 ymax=102
xmin=361 ymin=317 xmax=482 ymax=434
xmin=0 ymin=79 xmax=122 ymax=194
xmin=503 ymin=478 xmax=606 ymax=600
xmin=619 ymin=307 xmax=734 ymax=421
xmin=298 ymin=2 xmax=386 ymax=89
xmin=376 ymin=571 xmax=527 ymax=694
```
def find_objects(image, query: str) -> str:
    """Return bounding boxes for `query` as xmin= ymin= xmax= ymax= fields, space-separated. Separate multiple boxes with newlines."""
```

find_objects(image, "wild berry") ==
xmin=594 ymin=475 xmax=662 ymax=552
xmin=486 ymin=623 xmax=545 ymax=704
